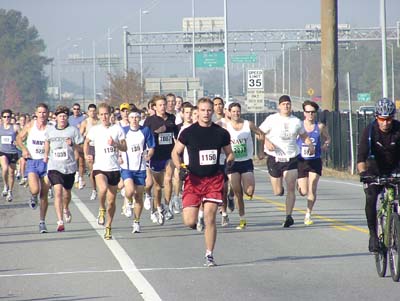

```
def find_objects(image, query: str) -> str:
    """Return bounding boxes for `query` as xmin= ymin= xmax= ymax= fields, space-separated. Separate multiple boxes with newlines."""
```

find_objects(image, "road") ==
xmin=0 ymin=167 xmax=399 ymax=300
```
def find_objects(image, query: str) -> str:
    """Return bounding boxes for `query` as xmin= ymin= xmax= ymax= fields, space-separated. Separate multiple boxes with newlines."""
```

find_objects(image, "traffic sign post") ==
xmin=247 ymin=69 xmax=264 ymax=113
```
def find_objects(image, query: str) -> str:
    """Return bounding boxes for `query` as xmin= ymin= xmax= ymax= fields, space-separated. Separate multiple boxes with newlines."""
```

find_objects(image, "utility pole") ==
xmin=321 ymin=0 xmax=338 ymax=111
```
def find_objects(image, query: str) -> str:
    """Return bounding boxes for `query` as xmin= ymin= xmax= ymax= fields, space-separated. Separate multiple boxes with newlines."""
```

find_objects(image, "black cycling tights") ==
xmin=364 ymin=185 xmax=384 ymax=235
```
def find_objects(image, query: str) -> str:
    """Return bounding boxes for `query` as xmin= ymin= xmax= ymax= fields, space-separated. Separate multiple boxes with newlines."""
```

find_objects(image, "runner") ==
xmin=296 ymin=100 xmax=331 ymax=225
xmin=44 ymin=105 xmax=83 ymax=232
xmin=80 ymin=103 xmax=100 ymax=201
xmin=226 ymin=102 xmax=265 ymax=230
xmin=16 ymin=103 xmax=51 ymax=233
xmin=259 ymin=95 xmax=315 ymax=228
xmin=84 ymin=103 xmax=127 ymax=239
xmin=144 ymin=95 xmax=179 ymax=225
xmin=68 ymin=103 xmax=86 ymax=189
xmin=172 ymin=97 xmax=234 ymax=267
xmin=120 ymin=109 xmax=155 ymax=233
xmin=0 ymin=109 xmax=20 ymax=202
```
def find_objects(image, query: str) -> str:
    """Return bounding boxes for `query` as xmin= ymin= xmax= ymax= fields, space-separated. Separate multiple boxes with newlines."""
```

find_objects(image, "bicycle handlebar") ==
xmin=361 ymin=173 xmax=400 ymax=185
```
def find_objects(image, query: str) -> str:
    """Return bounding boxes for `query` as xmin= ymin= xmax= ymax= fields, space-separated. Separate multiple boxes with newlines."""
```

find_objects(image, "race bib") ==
xmin=233 ymin=143 xmax=247 ymax=159
xmin=1 ymin=136 xmax=12 ymax=144
xmin=275 ymin=156 xmax=289 ymax=163
xmin=103 ymin=146 xmax=116 ymax=154
xmin=199 ymin=149 xmax=217 ymax=165
xmin=130 ymin=144 xmax=141 ymax=153
xmin=53 ymin=148 xmax=68 ymax=161
xmin=158 ymin=133 xmax=173 ymax=145
xmin=301 ymin=145 xmax=315 ymax=158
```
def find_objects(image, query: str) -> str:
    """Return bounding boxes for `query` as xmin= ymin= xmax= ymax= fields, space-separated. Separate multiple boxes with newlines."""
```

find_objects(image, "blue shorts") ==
xmin=121 ymin=169 xmax=146 ymax=186
xmin=149 ymin=159 xmax=169 ymax=172
xmin=26 ymin=159 xmax=47 ymax=178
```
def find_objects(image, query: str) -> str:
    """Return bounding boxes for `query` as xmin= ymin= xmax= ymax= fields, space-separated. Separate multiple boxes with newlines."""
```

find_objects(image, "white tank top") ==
xmin=84 ymin=118 xmax=99 ymax=146
xmin=227 ymin=120 xmax=253 ymax=162
xmin=26 ymin=121 xmax=47 ymax=159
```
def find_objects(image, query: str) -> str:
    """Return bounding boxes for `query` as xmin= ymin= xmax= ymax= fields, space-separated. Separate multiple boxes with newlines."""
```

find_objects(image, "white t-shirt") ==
xmin=259 ymin=113 xmax=305 ymax=160
xmin=87 ymin=124 xmax=125 ymax=171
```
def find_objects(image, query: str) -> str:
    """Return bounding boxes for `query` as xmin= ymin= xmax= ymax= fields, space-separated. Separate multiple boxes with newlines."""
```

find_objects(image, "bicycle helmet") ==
xmin=375 ymin=98 xmax=396 ymax=117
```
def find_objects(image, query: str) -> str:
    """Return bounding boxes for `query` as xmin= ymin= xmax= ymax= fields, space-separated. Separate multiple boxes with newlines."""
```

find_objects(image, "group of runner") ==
xmin=0 ymin=93 xmax=330 ymax=266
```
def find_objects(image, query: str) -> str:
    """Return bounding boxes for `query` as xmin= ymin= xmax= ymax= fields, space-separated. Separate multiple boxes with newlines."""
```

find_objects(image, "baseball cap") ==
xmin=278 ymin=95 xmax=291 ymax=104
xmin=120 ymin=103 xmax=130 ymax=111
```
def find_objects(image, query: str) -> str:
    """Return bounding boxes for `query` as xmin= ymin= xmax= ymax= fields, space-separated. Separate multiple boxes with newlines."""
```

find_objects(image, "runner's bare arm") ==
xmin=171 ymin=140 xmax=185 ymax=169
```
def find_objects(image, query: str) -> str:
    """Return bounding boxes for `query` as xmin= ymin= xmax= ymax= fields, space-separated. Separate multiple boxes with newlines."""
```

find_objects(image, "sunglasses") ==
xmin=304 ymin=111 xmax=316 ymax=114
xmin=377 ymin=116 xmax=393 ymax=122
xmin=2 ymin=115 xmax=11 ymax=118
xmin=73 ymin=108 xmax=80 ymax=110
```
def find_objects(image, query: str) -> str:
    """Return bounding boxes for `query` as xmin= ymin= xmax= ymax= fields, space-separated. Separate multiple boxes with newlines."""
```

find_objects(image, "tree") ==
xmin=105 ymin=70 xmax=144 ymax=108
xmin=3 ymin=79 xmax=21 ymax=112
xmin=0 ymin=9 xmax=51 ymax=111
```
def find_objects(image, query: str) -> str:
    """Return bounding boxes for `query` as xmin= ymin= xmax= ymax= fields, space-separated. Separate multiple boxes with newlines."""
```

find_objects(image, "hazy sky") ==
xmin=1 ymin=0 xmax=399 ymax=89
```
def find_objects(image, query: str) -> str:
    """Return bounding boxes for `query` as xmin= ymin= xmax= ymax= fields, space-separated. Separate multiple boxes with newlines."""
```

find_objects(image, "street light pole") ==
xmin=140 ymin=9 xmax=149 ymax=94
xmin=192 ymin=0 xmax=197 ymax=103
xmin=223 ymin=0 xmax=230 ymax=101
xmin=92 ymin=40 xmax=96 ymax=105
xmin=380 ymin=0 xmax=388 ymax=98
xmin=281 ymin=43 xmax=285 ymax=94
xmin=107 ymin=28 xmax=112 ymax=100
xmin=123 ymin=26 xmax=128 ymax=76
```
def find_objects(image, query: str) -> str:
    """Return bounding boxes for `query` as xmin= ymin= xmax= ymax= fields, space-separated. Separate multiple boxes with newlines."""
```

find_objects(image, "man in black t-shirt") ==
xmin=172 ymin=97 xmax=234 ymax=267
xmin=144 ymin=95 xmax=179 ymax=225
xmin=358 ymin=98 xmax=400 ymax=252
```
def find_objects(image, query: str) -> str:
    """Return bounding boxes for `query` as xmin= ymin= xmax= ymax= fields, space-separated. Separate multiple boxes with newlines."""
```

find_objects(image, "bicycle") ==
xmin=361 ymin=174 xmax=400 ymax=281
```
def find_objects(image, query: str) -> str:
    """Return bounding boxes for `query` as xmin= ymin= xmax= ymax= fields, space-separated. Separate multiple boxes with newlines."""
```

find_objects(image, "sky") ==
xmin=1 ymin=0 xmax=399 ymax=91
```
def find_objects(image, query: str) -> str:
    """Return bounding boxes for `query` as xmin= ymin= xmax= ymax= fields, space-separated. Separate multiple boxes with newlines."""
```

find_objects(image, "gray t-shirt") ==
xmin=45 ymin=125 xmax=83 ymax=174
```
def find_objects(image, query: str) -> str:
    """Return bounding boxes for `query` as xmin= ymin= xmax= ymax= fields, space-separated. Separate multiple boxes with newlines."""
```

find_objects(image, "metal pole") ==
xmin=300 ymin=48 xmax=303 ymax=101
xmin=93 ymin=40 xmax=96 ymax=105
xmin=139 ymin=9 xmax=143 ymax=87
xmin=123 ymin=27 xmax=128 ymax=76
xmin=273 ymin=56 xmax=277 ymax=94
xmin=380 ymin=0 xmax=388 ymax=98
xmin=223 ymin=0 xmax=230 ymax=101
xmin=242 ymin=63 xmax=245 ymax=95
xmin=288 ymin=46 xmax=291 ymax=95
xmin=282 ymin=43 xmax=285 ymax=94
xmin=192 ymin=0 xmax=197 ymax=103
xmin=107 ymin=28 xmax=111 ymax=100
xmin=391 ymin=44 xmax=395 ymax=100
xmin=57 ymin=48 xmax=62 ymax=102
xmin=346 ymin=72 xmax=355 ymax=175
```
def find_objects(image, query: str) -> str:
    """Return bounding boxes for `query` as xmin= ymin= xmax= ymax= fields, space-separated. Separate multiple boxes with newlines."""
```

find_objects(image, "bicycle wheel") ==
xmin=389 ymin=214 xmax=400 ymax=281
xmin=375 ymin=198 xmax=388 ymax=277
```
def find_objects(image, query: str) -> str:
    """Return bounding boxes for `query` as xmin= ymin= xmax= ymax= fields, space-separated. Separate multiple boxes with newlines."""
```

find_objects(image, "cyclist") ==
xmin=357 ymin=98 xmax=400 ymax=252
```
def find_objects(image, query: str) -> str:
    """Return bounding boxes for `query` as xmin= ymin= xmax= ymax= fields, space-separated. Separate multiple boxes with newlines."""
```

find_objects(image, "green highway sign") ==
xmin=231 ymin=54 xmax=257 ymax=64
xmin=357 ymin=93 xmax=371 ymax=102
xmin=195 ymin=51 xmax=225 ymax=68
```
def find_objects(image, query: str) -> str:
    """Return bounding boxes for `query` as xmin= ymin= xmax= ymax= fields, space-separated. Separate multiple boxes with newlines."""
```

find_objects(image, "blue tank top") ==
xmin=0 ymin=125 xmax=18 ymax=154
xmin=297 ymin=122 xmax=321 ymax=160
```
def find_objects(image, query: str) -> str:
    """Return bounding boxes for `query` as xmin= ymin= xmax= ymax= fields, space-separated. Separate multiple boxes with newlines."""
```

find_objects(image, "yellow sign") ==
xmin=395 ymin=100 xmax=400 ymax=109
xmin=307 ymin=88 xmax=314 ymax=96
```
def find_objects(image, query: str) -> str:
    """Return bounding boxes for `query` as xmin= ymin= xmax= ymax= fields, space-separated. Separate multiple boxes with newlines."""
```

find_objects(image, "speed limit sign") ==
xmin=247 ymin=70 xmax=264 ymax=90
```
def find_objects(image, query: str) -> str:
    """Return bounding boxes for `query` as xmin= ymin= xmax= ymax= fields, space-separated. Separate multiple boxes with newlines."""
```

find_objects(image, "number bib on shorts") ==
xmin=275 ymin=155 xmax=289 ymax=163
xmin=53 ymin=148 xmax=68 ymax=161
xmin=1 ymin=136 xmax=12 ymax=144
xmin=199 ymin=149 xmax=217 ymax=165
xmin=158 ymin=133 xmax=173 ymax=145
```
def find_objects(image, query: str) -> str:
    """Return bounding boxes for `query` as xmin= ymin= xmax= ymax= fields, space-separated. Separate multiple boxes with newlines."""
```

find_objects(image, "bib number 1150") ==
xmin=199 ymin=149 xmax=217 ymax=166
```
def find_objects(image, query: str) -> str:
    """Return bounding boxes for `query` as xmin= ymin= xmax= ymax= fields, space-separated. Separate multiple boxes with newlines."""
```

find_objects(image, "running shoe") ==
xmin=104 ymin=227 xmax=112 ymax=240
xmin=6 ymin=191 xmax=13 ymax=202
xmin=157 ymin=206 xmax=165 ymax=225
xmin=197 ymin=216 xmax=205 ymax=232
xmin=221 ymin=215 xmax=229 ymax=227
xmin=282 ymin=215 xmax=294 ymax=228
xmin=165 ymin=208 xmax=174 ymax=220
xmin=227 ymin=193 xmax=235 ymax=212
xmin=122 ymin=202 xmax=132 ymax=218
xmin=144 ymin=194 xmax=152 ymax=210
xmin=150 ymin=211 xmax=158 ymax=223
xmin=29 ymin=195 xmax=38 ymax=210
xmin=78 ymin=177 xmax=86 ymax=189
xmin=97 ymin=209 xmax=106 ymax=226
xmin=74 ymin=172 xmax=79 ymax=183
xmin=39 ymin=221 xmax=48 ymax=233
xmin=120 ymin=188 xmax=126 ymax=198
xmin=48 ymin=187 xmax=53 ymax=199
xmin=90 ymin=190 xmax=97 ymax=201
xmin=172 ymin=196 xmax=181 ymax=214
xmin=132 ymin=221 xmax=141 ymax=233
xmin=204 ymin=254 xmax=217 ymax=267
xmin=63 ymin=209 xmax=72 ymax=223
xmin=19 ymin=177 xmax=27 ymax=186
xmin=57 ymin=220 xmax=65 ymax=232
xmin=304 ymin=213 xmax=314 ymax=226
xmin=236 ymin=219 xmax=247 ymax=230
xmin=2 ymin=186 xmax=8 ymax=197
xmin=16 ymin=171 xmax=21 ymax=181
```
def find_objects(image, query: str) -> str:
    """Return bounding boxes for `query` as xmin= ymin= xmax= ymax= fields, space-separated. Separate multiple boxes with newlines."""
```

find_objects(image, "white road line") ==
xmin=71 ymin=193 xmax=162 ymax=301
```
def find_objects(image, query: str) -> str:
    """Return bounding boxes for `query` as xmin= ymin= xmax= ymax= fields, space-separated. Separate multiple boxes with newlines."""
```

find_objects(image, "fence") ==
xmin=241 ymin=111 xmax=375 ymax=173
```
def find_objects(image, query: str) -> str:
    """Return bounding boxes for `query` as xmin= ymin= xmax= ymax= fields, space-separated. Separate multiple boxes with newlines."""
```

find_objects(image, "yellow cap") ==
xmin=120 ymin=103 xmax=130 ymax=111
